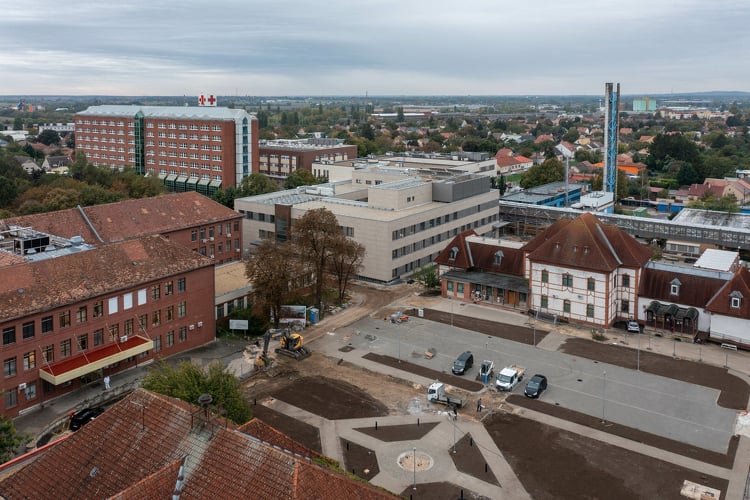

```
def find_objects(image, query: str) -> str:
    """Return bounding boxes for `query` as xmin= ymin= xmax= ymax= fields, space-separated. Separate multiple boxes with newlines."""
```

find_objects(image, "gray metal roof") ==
xmin=77 ymin=105 xmax=252 ymax=121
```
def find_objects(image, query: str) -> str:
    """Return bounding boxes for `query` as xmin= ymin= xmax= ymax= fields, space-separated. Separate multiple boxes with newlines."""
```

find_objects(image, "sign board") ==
xmin=229 ymin=319 xmax=249 ymax=330
xmin=278 ymin=305 xmax=307 ymax=325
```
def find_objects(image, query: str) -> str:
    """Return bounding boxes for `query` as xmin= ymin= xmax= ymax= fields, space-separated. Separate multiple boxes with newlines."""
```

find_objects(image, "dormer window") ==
xmin=494 ymin=250 xmax=504 ymax=265
xmin=449 ymin=246 xmax=459 ymax=260
xmin=730 ymin=291 xmax=743 ymax=309
xmin=670 ymin=278 xmax=681 ymax=296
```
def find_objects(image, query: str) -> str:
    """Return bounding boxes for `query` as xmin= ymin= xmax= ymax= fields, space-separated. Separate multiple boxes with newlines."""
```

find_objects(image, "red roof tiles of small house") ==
xmin=534 ymin=134 xmax=554 ymax=144
xmin=524 ymin=213 xmax=652 ymax=272
xmin=705 ymin=267 xmax=750 ymax=317
xmin=495 ymin=156 xmax=523 ymax=168
xmin=640 ymin=266 xmax=727 ymax=309
xmin=434 ymin=230 xmax=524 ymax=276
xmin=495 ymin=148 xmax=514 ymax=158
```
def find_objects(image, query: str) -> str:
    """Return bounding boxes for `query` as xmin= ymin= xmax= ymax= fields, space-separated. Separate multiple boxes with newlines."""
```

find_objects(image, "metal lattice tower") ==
xmin=604 ymin=83 xmax=620 ymax=199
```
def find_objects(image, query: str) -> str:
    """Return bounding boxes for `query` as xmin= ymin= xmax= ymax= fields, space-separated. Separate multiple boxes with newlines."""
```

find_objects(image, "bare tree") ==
xmin=328 ymin=237 xmax=365 ymax=304
xmin=244 ymin=240 xmax=300 ymax=327
xmin=292 ymin=208 xmax=341 ymax=315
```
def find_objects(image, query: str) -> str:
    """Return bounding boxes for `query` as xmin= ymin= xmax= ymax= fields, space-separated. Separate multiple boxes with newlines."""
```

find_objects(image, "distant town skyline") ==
xmin=2 ymin=1 xmax=749 ymax=97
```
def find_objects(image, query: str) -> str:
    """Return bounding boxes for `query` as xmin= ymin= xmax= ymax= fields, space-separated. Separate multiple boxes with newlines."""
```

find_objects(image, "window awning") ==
xmin=39 ymin=336 xmax=153 ymax=385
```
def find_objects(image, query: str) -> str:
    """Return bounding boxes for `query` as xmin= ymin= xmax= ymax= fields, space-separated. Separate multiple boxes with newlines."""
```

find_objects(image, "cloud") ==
xmin=1 ymin=0 xmax=749 ymax=95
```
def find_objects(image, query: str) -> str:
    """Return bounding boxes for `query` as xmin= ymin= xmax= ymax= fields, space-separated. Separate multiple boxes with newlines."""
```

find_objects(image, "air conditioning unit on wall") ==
xmin=120 ymin=335 xmax=128 ymax=343
xmin=189 ymin=324 xmax=195 ymax=331
xmin=18 ymin=383 xmax=26 ymax=391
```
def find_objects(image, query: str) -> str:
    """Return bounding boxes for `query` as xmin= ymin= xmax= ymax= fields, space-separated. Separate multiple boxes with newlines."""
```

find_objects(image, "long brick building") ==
xmin=0 ymin=235 xmax=215 ymax=418
xmin=75 ymin=105 xmax=259 ymax=195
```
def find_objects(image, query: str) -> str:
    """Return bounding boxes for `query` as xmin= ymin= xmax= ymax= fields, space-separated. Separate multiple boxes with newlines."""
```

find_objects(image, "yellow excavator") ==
xmin=256 ymin=327 xmax=311 ymax=364
xmin=276 ymin=329 xmax=311 ymax=360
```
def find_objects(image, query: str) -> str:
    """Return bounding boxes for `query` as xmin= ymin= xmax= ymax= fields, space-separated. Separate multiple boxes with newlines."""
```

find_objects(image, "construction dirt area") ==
xmin=241 ymin=283 xmax=748 ymax=499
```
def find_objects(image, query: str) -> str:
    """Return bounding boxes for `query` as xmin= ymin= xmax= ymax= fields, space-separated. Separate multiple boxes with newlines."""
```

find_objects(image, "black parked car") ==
xmin=69 ymin=407 xmax=105 ymax=431
xmin=524 ymin=374 xmax=548 ymax=398
xmin=452 ymin=351 xmax=474 ymax=375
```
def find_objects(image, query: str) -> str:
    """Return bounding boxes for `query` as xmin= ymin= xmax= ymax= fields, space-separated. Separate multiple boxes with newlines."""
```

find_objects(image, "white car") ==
xmin=626 ymin=321 xmax=641 ymax=333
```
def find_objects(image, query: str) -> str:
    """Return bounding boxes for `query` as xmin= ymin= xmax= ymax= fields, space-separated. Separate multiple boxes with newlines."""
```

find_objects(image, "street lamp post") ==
xmin=533 ymin=319 xmax=537 ymax=347
xmin=450 ymin=301 xmax=454 ymax=327
xmin=601 ymin=371 xmax=607 ymax=424
xmin=452 ymin=418 xmax=456 ymax=454
xmin=413 ymin=447 xmax=417 ymax=490
xmin=637 ymin=332 xmax=640 ymax=371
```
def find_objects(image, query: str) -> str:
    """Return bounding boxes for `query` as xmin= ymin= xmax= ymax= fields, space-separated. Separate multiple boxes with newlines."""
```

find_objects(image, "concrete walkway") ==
xmin=265 ymin=398 xmax=529 ymax=499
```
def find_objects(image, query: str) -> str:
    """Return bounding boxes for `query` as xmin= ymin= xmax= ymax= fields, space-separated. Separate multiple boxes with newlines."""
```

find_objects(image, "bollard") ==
xmin=470 ymin=437 xmax=473 ymax=447
xmin=375 ymin=421 xmax=378 ymax=430
xmin=485 ymin=463 xmax=488 ymax=473
xmin=417 ymin=418 xmax=420 ymax=427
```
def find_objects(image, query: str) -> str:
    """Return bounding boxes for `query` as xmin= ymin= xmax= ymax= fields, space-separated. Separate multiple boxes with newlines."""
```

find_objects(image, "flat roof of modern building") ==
xmin=671 ymin=208 xmax=750 ymax=231
xmin=501 ymin=182 xmax=586 ymax=204
xmin=77 ymin=105 xmax=251 ymax=121
xmin=694 ymin=249 xmax=738 ymax=272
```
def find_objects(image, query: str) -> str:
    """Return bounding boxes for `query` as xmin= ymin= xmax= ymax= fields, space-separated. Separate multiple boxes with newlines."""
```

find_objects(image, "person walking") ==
xmin=104 ymin=375 xmax=111 ymax=391
xmin=476 ymin=398 xmax=482 ymax=412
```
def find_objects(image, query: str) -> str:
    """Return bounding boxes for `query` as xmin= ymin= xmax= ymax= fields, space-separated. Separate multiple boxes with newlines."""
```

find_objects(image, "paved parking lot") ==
xmin=320 ymin=314 xmax=737 ymax=454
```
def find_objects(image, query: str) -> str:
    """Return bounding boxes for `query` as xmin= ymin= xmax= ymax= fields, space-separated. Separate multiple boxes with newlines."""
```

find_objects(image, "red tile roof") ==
xmin=706 ymin=267 xmax=750 ymax=317
xmin=434 ymin=230 xmax=524 ymax=276
xmin=524 ymin=213 xmax=652 ymax=272
xmin=0 ymin=236 xmax=213 ymax=321
xmin=237 ymin=418 xmax=324 ymax=460
xmin=638 ymin=266 xmax=726 ymax=308
xmin=3 ymin=192 xmax=239 ymax=245
xmin=0 ymin=389 xmax=396 ymax=499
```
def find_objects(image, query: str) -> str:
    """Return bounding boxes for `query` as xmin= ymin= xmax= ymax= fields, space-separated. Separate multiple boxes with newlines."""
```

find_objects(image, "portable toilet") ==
xmin=309 ymin=307 xmax=319 ymax=324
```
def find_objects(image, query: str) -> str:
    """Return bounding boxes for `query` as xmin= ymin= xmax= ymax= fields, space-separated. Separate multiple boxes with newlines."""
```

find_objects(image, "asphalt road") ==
xmin=335 ymin=315 xmax=737 ymax=454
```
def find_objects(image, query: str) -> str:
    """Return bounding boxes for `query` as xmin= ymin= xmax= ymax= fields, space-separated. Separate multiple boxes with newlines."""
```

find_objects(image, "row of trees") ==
xmin=245 ymin=208 xmax=365 ymax=327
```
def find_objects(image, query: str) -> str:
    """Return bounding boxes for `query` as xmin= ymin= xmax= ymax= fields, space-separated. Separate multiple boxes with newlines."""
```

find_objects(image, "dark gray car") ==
xmin=452 ymin=351 xmax=474 ymax=375
xmin=524 ymin=374 xmax=547 ymax=398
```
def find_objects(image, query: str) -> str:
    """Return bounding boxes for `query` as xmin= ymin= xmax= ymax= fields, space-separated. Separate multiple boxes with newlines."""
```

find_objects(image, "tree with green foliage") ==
xmin=238 ymin=172 xmax=278 ymax=196
xmin=520 ymin=158 xmax=564 ymax=189
xmin=142 ymin=360 xmax=251 ymax=424
xmin=0 ymin=415 xmax=30 ymax=463
xmin=689 ymin=193 xmax=740 ymax=213
xmin=36 ymin=129 xmax=60 ymax=146
xmin=676 ymin=163 xmax=700 ymax=186
xmin=647 ymin=133 xmax=700 ymax=172
xmin=412 ymin=264 xmax=440 ymax=288
xmin=283 ymin=169 xmax=324 ymax=189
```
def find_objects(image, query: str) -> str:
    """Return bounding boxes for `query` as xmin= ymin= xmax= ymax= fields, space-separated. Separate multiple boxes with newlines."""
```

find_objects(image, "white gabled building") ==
xmin=523 ymin=213 xmax=652 ymax=326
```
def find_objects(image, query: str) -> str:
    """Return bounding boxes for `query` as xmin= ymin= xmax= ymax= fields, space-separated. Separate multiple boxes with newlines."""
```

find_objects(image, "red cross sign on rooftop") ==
xmin=207 ymin=95 xmax=217 ymax=106
xmin=198 ymin=94 xmax=206 ymax=106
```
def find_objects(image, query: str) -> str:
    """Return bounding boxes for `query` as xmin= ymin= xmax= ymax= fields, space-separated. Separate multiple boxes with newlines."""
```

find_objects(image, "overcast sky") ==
xmin=2 ymin=0 xmax=748 ymax=96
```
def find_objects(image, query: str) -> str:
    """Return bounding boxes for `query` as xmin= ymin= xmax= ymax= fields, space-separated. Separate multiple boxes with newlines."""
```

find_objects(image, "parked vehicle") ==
xmin=390 ymin=311 xmax=408 ymax=323
xmin=496 ymin=364 xmax=525 ymax=391
xmin=69 ymin=407 xmax=105 ymax=431
xmin=524 ymin=374 xmax=548 ymax=398
xmin=427 ymin=382 xmax=465 ymax=408
xmin=626 ymin=320 xmax=641 ymax=333
xmin=452 ymin=351 xmax=474 ymax=375
xmin=477 ymin=360 xmax=494 ymax=383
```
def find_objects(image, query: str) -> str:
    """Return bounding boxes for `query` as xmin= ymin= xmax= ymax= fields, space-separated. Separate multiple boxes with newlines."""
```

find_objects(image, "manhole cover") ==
xmin=397 ymin=450 xmax=434 ymax=472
